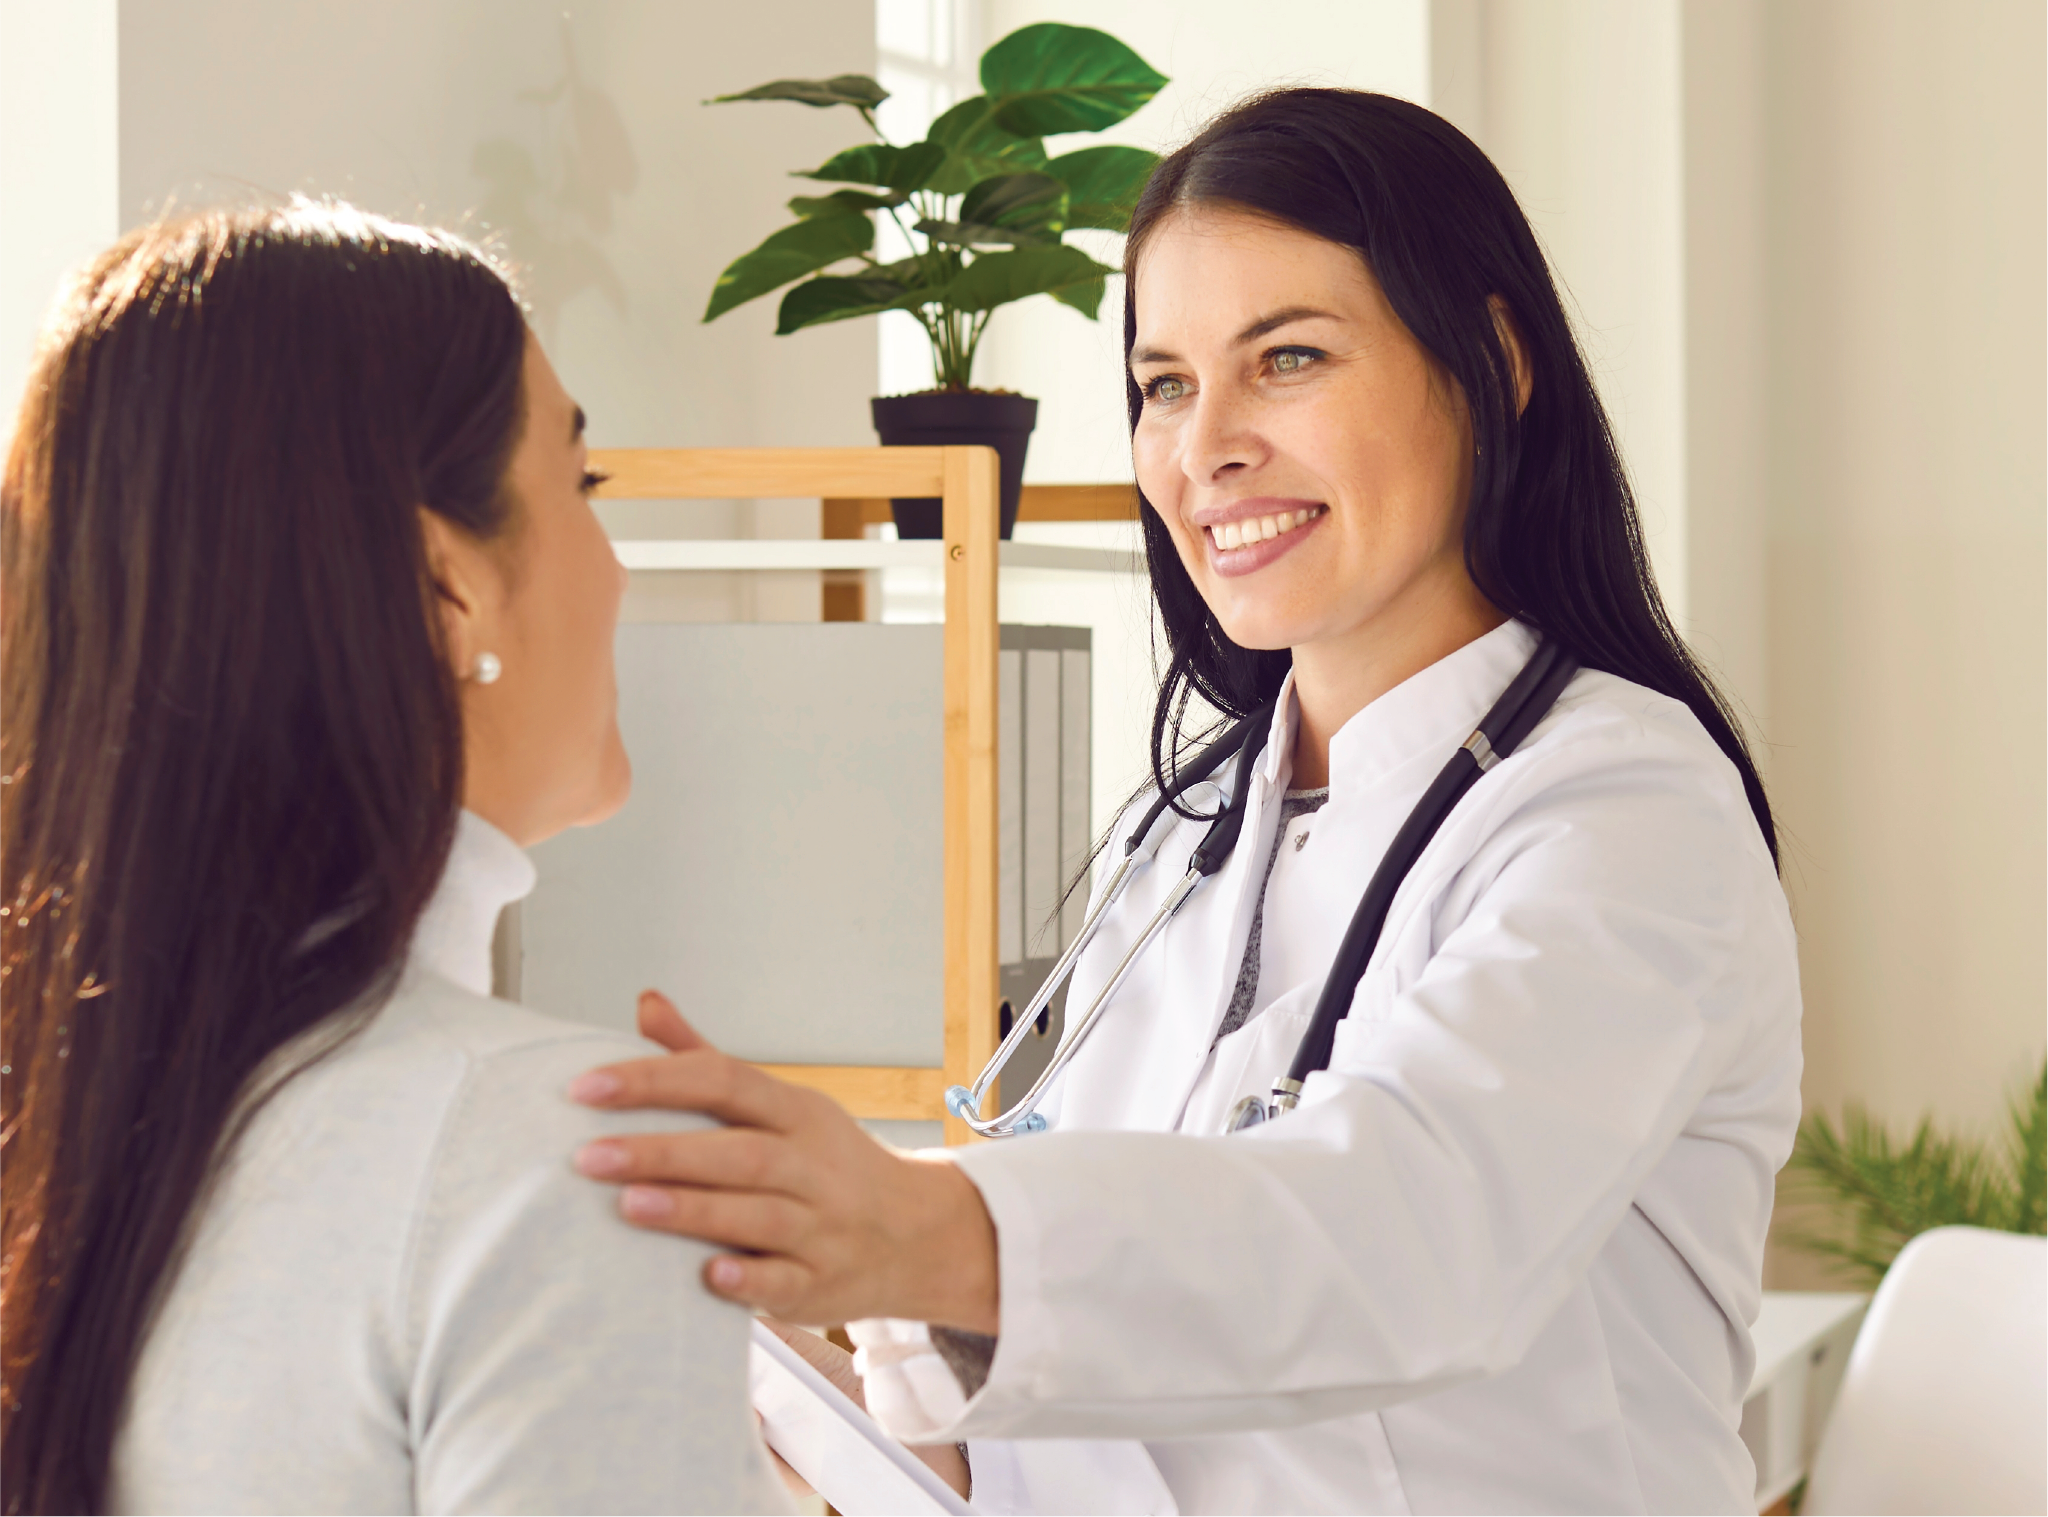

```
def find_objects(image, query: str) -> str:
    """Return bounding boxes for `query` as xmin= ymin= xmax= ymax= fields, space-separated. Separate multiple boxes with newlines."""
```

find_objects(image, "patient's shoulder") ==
xmin=370 ymin=969 xmax=715 ymax=1151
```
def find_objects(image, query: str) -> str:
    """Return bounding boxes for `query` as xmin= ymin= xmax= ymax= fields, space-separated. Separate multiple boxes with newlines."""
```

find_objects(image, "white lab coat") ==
xmin=855 ymin=619 xmax=1803 ymax=1515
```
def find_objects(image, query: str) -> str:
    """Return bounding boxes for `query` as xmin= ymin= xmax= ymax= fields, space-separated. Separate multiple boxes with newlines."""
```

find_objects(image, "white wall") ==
xmin=116 ymin=0 xmax=875 ymax=620
xmin=117 ymin=0 xmax=875 ymax=455
xmin=1759 ymin=0 xmax=2045 ymax=1264
xmin=0 ymin=0 xmax=118 ymax=452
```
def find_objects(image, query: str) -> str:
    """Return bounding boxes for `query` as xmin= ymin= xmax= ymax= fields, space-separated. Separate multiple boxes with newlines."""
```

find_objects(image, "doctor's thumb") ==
xmin=636 ymin=989 xmax=708 ymax=1052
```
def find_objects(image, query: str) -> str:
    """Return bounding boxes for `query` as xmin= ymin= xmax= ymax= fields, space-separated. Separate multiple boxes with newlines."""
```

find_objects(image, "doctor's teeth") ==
xmin=1212 ymin=508 xmax=1323 ymax=550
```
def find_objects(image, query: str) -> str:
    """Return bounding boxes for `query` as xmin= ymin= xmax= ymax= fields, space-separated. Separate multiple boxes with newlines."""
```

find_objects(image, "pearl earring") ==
xmin=473 ymin=651 xmax=502 ymax=685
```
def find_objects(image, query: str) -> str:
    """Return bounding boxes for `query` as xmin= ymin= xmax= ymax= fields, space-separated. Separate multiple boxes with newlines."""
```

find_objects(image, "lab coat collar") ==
xmin=407 ymin=809 xmax=536 ymax=997
xmin=1323 ymin=619 xmax=1538 ymax=790
xmin=1256 ymin=678 xmax=1297 ymax=788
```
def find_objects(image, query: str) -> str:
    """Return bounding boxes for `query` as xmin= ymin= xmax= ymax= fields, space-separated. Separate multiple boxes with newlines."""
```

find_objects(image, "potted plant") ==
xmin=703 ymin=23 xmax=1167 ymax=538
xmin=1781 ymin=1061 xmax=2046 ymax=1285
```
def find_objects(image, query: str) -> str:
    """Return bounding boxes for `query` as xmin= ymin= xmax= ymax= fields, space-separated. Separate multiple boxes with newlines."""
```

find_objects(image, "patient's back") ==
xmin=110 ymin=973 xmax=788 ymax=1516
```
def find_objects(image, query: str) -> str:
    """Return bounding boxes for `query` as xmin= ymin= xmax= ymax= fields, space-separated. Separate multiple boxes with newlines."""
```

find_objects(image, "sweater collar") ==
xmin=406 ymin=809 xmax=537 ymax=997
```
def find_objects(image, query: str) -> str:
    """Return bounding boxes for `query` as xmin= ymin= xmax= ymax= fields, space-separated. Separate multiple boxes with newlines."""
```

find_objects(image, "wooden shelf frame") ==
xmin=589 ymin=446 xmax=1004 ymax=1143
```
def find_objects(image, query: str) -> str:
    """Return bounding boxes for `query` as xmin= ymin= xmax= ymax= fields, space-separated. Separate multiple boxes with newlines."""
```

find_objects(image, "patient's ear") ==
xmin=417 ymin=509 xmax=505 ymax=680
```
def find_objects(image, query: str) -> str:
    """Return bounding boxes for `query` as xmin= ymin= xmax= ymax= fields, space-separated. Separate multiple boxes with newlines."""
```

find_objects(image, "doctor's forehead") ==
xmin=1130 ymin=208 xmax=1376 ymax=352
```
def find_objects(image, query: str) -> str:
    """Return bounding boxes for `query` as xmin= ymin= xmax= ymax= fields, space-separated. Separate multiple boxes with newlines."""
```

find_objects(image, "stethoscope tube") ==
xmin=951 ymin=636 xmax=1580 ymax=1139
xmin=945 ymin=711 xmax=1275 ymax=1136
xmin=1254 ymin=637 xmax=1582 ymax=1125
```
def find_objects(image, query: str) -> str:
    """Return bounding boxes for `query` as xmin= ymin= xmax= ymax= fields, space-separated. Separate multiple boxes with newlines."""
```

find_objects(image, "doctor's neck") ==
xmin=1286 ymin=572 xmax=1504 ymax=789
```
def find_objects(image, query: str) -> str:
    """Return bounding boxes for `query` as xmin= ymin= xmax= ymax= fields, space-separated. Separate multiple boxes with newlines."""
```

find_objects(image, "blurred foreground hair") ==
xmin=0 ymin=202 xmax=527 ymax=1513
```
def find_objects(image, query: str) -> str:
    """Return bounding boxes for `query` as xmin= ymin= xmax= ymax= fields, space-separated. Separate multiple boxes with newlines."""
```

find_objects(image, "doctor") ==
xmin=569 ymin=88 xmax=1802 ymax=1514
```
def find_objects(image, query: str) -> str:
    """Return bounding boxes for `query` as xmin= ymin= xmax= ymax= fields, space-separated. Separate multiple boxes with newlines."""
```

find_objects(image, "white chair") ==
xmin=1804 ymin=1225 xmax=2046 ymax=1515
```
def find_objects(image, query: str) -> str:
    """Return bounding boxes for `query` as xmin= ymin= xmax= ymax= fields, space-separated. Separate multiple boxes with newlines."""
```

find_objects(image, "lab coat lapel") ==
xmin=1141 ymin=690 xmax=1298 ymax=1133
xmin=1144 ymin=771 xmax=1279 ymax=1131
xmin=1052 ymin=623 xmax=1540 ymax=1135
xmin=1051 ymin=695 xmax=1292 ymax=1135
xmin=1161 ymin=623 xmax=1546 ymax=1124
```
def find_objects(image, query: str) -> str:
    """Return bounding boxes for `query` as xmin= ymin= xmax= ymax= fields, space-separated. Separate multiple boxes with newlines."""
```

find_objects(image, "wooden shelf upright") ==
xmin=590 ymin=446 xmax=1021 ymax=1143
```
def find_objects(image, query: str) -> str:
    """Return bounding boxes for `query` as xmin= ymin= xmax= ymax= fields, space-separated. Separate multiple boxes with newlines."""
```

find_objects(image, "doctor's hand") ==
xmin=569 ymin=990 xmax=1001 ymax=1335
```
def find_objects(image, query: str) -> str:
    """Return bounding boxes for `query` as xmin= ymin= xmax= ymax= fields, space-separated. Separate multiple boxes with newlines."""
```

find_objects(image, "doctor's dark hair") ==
xmin=0 ymin=203 xmax=527 ymax=1513
xmin=1123 ymin=89 xmax=1776 ymax=861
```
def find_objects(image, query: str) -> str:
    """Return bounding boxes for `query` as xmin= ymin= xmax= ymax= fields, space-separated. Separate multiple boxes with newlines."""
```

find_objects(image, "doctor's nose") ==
xmin=1178 ymin=391 xmax=1267 ymax=488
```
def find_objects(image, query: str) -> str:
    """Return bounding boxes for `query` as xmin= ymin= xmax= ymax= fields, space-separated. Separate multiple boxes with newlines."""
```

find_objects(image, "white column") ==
xmin=0 ymin=0 xmax=119 ymax=449
xmin=1465 ymin=0 xmax=1691 ymax=627
xmin=1450 ymin=0 xmax=1772 ymax=734
xmin=1678 ymin=0 xmax=1768 ymax=749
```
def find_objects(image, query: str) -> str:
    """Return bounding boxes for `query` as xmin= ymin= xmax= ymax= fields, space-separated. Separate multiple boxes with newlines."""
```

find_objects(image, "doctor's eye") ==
xmin=1141 ymin=374 xmax=1189 ymax=404
xmin=579 ymin=468 xmax=612 ymax=495
xmin=1269 ymin=346 xmax=1324 ymax=376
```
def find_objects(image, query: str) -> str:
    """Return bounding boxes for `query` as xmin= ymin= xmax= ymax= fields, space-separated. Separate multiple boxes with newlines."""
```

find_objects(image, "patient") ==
xmin=0 ymin=203 xmax=787 ymax=1515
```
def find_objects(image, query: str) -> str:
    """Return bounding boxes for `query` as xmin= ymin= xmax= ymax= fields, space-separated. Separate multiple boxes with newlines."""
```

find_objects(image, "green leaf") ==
xmin=914 ymin=219 xmax=1056 ymax=249
xmin=1780 ymin=1061 xmax=2048 ymax=1287
xmin=788 ymin=188 xmax=906 ymax=218
xmin=776 ymin=274 xmax=920 ymax=335
xmin=923 ymin=96 xmax=1048 ymax=195
xmin=2006 ymin=1065 xmax=2046 ymax=1234
xmin=876 ymin=251 xmax=961 ymax=296
xmin=797 ymin=140 xmax=948 ymax=193
xmin=960 ymin=173 xmax=1068 ymax=235
xmin=709 ymin=75 xmax=889 ymax=112
xmin=981 ymin=23 xmax=1167 ymax=137
xmin=705 ymin=215 xmax=874 ymax=322
xmin=1046 ymin=145 xmax=1158 ymax=231
xmin=1050 ymin=276 xmax=1107 ymax=318
xmin=943 ymin=244 xmax=1116 ymax=314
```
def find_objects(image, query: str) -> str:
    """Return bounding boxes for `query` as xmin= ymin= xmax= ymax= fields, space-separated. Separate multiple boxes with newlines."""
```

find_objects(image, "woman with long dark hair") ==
xmin=566 ymin=90 xmax=1803 ymax=1512
xmin=0 ymin=203 xmax=785 ymax=1514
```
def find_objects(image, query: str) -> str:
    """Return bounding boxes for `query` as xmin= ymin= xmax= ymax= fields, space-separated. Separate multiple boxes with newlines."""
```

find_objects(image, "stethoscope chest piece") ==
xmin=1227 ymin=1095 xmax=1268 ymax=1131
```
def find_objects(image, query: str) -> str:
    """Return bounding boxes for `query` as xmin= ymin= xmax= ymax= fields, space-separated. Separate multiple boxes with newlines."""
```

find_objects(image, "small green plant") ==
xmin=702 ymin=22 xmax=1166 ymax=391
xmin=1780 ymin=1061 xmax=2046 ymax=1286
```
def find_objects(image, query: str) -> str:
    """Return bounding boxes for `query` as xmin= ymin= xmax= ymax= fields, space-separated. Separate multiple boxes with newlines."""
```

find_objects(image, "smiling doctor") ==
xmin=569 ymin=88 xmax=1803 ymax=1515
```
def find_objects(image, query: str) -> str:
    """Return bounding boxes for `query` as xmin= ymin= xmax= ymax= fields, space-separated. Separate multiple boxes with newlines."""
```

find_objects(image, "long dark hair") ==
xmin=0 ymin=203 xmax=528 ymax=1513
xmin=1124 ymin=89 xmax=1776 ymax=859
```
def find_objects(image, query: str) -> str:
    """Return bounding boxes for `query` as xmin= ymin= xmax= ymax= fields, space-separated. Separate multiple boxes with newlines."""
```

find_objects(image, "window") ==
xmin=875 ymin=0 xmax=981 ymax=395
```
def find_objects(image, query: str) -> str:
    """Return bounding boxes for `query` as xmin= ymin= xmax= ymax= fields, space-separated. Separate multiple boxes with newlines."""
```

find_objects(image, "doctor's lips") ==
xmin=1194 ymin=497 xmax=1328 ymax=574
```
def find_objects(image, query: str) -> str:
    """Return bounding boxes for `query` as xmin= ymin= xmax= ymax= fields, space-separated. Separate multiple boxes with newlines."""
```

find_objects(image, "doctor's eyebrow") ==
xmin=1130 ymin=306 xmax=1344 ymax=366
xmin=571 ymin=405 xmax=587 ymax=441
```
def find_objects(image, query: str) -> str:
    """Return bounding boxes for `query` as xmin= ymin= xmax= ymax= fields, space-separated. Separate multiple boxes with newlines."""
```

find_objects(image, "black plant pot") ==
xmin=871 ymin=391 xmax=1038 ymax=540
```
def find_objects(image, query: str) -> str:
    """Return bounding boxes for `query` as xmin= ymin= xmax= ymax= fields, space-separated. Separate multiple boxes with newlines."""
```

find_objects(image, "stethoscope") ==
xmin=945 ymin=635 xmax=1582 ymax=1138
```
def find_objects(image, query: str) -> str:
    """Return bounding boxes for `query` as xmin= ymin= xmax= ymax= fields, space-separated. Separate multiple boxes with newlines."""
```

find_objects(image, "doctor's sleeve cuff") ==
xmin=845 ymin=1318 xmax=977 ymax=1443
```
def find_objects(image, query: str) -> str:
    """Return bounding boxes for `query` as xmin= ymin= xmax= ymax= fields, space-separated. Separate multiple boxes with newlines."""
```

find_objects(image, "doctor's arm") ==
xmin=571 ymin=748 xmax=1785 ymax=1438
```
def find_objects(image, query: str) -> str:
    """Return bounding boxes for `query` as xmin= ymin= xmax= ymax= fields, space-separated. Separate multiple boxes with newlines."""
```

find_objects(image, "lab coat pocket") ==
xmin=1179 ymin=990 xmax=1316 ymax=1135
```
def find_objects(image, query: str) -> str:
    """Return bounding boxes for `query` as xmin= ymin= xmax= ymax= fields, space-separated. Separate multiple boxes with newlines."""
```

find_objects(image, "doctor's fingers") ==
xmin=569 ymin=1045 xmax=805 ymax=1132
xmin=701 ymin=1251 xmax=823 ymax=1320
xmin=636 ymin=988 xmax=711 ymax=1053
xmin=574 ymin=1123 xmax=817 ymax=1200
xmin=615 ymin=1179 xmax=817 ymax=1257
